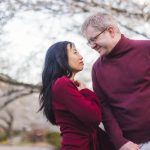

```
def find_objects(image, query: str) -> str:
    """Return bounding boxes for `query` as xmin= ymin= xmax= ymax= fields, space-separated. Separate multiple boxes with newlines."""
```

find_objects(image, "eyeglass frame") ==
xmin=87 ymin=27 xmax=108 ymax=46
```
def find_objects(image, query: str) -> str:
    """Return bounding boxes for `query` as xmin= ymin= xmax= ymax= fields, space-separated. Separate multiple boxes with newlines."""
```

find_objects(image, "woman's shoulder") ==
xmin=55 ymin=76 xmax=70 ymax=85
xmin=52 ymin=76 xmax=73 ymax=91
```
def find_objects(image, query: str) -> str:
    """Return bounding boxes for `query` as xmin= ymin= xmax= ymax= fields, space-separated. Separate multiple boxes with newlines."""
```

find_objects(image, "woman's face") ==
xmin=67 ymin=43 xmax=84 ymax=74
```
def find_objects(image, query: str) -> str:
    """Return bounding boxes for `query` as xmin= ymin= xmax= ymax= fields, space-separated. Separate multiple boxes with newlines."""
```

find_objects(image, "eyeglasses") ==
xmin=87 ymin=27 xmax=107 ymax=46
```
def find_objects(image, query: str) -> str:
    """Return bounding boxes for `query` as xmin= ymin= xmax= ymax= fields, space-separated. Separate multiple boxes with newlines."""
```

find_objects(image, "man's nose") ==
xmin=90 ymin=42 xmax=97 ymax=49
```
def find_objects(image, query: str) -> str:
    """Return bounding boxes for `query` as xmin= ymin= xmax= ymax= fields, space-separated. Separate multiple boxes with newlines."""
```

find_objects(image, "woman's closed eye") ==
xmin=74 ymin=50 xmax=79 ymax=54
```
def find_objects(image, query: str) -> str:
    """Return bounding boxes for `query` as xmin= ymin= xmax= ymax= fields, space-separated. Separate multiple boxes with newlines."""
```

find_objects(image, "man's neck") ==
xmin=110 ymin=33 xmax=122 ymax=53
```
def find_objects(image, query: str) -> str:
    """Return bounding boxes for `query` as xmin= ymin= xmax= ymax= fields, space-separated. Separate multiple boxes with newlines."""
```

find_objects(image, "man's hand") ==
xmin=119 ymin=141 xmax=140 ymax=150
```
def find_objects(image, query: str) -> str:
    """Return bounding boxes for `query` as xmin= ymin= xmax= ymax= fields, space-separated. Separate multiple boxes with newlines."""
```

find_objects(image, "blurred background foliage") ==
xmin=0 ymin=0 xmax=150 ymax=149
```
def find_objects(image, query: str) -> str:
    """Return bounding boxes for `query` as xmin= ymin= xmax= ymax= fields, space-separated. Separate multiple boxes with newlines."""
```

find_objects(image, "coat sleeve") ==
xmin=92 ymin=67 xmax=128 ymax=150
xmin=80 ymin=88 xmax=102 ymax=109
xmin=54 ymin=77 xmax=102 ymax=127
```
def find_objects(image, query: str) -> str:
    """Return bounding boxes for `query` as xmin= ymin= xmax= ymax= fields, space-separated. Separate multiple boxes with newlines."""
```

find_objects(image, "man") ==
xmin=81 ymin=12 xmax=150 ymax=150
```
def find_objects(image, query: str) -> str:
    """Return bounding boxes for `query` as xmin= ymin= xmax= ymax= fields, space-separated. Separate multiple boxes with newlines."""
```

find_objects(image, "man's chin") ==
xmin=99 ymin=51 xmax=106 ymax=57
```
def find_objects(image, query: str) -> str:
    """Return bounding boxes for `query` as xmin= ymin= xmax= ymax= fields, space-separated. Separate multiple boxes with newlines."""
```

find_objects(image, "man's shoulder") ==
xmin=93 ymin=57 xmax=102 ymax=69
xmin=129 ymin=38 xmax=150 ymax=47
xmin=129 ymin=39 xmax=150 ymax=55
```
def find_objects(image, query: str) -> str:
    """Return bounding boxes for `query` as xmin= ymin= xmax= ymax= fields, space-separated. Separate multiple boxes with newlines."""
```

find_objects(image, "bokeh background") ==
xmin=0 ymin=0 xmax=150 ymax=149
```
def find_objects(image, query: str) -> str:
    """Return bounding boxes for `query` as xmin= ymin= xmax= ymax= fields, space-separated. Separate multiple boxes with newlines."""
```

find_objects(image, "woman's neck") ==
xmin=70 ymin=73 xmax=76 ymax=81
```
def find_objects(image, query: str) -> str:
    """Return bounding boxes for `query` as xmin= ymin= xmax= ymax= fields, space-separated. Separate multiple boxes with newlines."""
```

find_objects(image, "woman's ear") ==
xmin=67 ymin=43 xmax=71 ymax=51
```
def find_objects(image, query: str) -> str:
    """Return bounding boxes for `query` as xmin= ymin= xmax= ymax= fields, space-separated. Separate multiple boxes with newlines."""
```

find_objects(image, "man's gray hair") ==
xmin=81 ymin=12 xmax=119 ymax=36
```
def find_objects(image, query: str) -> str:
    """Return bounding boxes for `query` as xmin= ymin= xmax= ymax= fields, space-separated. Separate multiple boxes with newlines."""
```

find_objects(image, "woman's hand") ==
xmin=73 ymin=80 xmax=86 ymax=90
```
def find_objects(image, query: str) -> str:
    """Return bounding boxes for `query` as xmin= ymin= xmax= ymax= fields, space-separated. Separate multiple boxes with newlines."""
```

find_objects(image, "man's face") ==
xmin=85 ymin=25 xmax=114 ymax=57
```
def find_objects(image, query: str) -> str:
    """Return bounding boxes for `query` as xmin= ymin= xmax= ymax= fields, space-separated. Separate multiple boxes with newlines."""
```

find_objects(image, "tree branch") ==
xmin=0 ymin=73 xmax=40 ymax=90
xmin=119 ymin=22 xmax=150 ymax=39
xmin=0 ymin=90 xmax=35 ymax=111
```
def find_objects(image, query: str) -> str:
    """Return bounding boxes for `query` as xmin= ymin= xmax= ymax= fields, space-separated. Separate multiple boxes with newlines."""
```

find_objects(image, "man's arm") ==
xmin=92 ymin=68 xmax=128 ymax=149
xmin=92 ymin=68 xmax=140 ymax=150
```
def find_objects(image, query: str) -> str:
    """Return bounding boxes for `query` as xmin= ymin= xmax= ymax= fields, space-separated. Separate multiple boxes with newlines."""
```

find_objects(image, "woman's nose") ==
xmin=80 ymin=55 xmax=83 ymax=60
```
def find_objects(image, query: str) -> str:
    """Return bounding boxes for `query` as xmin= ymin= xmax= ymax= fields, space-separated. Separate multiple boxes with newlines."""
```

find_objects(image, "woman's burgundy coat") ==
xmin=52 ymin=76 xmax=115 ymax=150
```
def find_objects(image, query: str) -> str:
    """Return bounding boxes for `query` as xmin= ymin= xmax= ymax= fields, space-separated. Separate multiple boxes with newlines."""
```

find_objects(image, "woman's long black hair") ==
xmin=39 ymin=41 xmax=73 ymax=125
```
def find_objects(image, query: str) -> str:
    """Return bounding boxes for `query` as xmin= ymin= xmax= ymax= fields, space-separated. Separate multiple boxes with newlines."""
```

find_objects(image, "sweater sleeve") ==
xmin=92 ymin=67 xmax=128 ymax=149
xmin=80 ymin=88 xmax=102 ymax=108
xmin=53 ymin=77 xmax=102 ymax=127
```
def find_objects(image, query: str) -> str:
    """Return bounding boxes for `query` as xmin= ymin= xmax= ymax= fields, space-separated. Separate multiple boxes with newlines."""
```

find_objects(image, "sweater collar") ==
xmin=105 ymin=34 xmax=130 ymax=58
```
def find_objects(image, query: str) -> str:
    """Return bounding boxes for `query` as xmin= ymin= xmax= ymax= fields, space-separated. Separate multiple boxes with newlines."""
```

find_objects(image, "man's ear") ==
xmin=107 ymin=26 xmax=115 ymax=38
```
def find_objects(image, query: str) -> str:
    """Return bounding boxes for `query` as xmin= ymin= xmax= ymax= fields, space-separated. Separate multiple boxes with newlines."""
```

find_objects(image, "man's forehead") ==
xmin=85 ymin=26 xmax=99 ymax=37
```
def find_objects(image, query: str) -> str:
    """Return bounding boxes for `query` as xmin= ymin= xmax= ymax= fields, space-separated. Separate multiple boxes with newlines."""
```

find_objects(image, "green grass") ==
xmin=46 ymin=132 xmax=61 ymax=150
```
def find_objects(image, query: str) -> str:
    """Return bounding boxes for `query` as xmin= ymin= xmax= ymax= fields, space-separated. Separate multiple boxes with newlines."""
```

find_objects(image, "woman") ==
xmin=39 ymin=41 xmax=114 ymax=150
